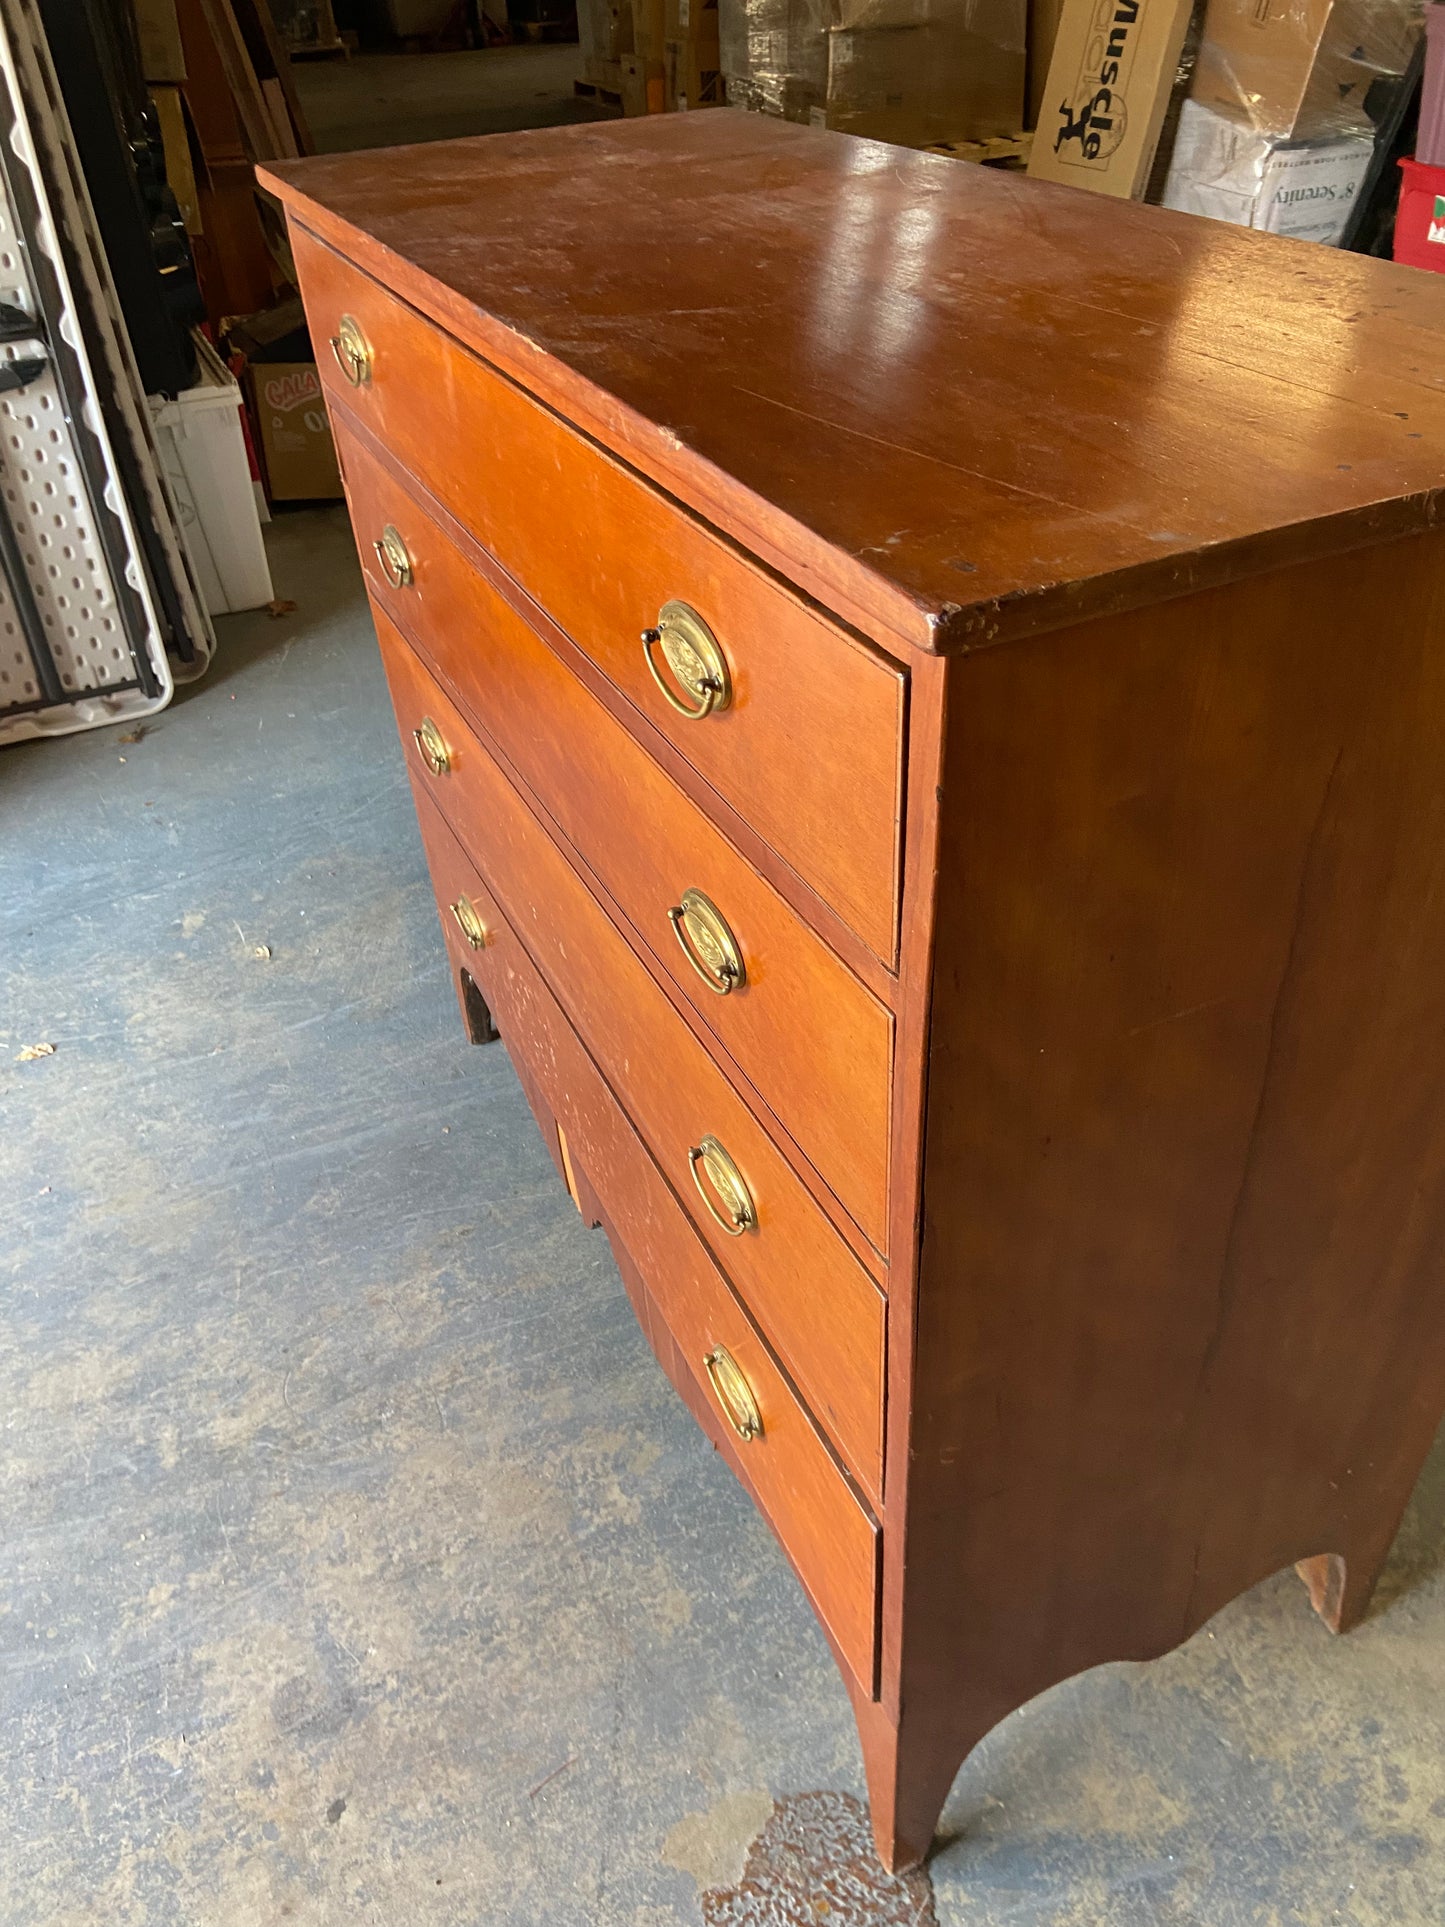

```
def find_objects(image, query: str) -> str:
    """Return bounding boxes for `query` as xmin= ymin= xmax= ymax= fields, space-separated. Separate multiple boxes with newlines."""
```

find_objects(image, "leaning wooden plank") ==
xmin=242 ymin=0 xmax=316 ymax=154
xmin=261 ymin=75 xmax=299 ymax=157
xmin=196 ymin=0 xmax=277 ymax=160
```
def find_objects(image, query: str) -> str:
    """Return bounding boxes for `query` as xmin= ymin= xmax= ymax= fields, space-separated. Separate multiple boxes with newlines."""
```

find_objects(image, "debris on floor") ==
xmin=701 ymin=1792 xmax=937 ymax=1926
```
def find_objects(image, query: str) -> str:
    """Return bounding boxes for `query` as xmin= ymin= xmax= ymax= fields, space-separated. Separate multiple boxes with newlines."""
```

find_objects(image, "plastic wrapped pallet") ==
xmin=1189 ymin=0 xmax=1424 ymax=139
xmin=720 ymin=0 xmax=828 ymax=118
xmin=719 ymin=0 xmax=1025 ymax=139
xmin=1161 ymin=93 xmax=1373 ymax=237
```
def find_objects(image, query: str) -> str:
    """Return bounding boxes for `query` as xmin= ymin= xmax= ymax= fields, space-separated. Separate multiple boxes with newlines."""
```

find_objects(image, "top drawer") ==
xmin=292 ymin=225 xmax=905 ymax=966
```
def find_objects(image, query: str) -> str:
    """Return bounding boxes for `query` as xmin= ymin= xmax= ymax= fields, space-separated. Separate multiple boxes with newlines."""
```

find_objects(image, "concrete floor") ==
xmin=294 ymin=44 xmax=608 ymax=153
xmin=3 ymin=43 xmax=1444 ymax=1927
xmin=4 ymin=508 xmax=1445 ymax=1927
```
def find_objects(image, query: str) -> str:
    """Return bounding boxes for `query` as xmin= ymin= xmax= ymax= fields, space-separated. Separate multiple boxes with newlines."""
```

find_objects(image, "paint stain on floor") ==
xmin=700 ymin=1791 xmax=937 ymax=1926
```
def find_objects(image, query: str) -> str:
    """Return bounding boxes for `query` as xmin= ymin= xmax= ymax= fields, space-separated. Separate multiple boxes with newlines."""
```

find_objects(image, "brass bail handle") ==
xmin=689 ymin=1134 xmax=757 ymax=1237
xmin=449 ymin=895 xmax=488 ymax=950
xmin=374 ymin=524 xmax=412 ymax=590
xmin=641 ymin=600 xmax=731 ymax=721
xmin=668 ymin=887 xmax=745 ymax=996
xmin=329 ymin=313 xmax=371 ymax=387
xmin=414 ymin=715 xmax=450 ymax=777
xmin=703 ymin=1345 xmax=763 ymax=1441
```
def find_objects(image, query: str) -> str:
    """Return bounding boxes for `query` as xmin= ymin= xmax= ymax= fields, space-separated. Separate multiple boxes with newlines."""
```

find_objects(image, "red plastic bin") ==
xmin=1395 ymin=157 xmax=1445 ymax=272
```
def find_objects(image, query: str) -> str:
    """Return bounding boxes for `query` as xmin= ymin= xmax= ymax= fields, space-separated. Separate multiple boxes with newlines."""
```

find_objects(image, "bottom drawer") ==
xmin=416 ymin=787 xmax=881 ymax=1694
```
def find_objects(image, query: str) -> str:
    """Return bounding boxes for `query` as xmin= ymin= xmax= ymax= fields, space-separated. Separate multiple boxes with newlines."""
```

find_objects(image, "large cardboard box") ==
xmin=1190 ymin=0 xmax=1422 ymax=140
xmin=823 ymin=11 xmax=1026 ymax=142
xmin=248 ymin=363 xmax=343 ymax=502
xmin=1027 ymin=0 xmax=1197 ymax=197
xmin=1161 ymin=95 xmax=1371 ymax=238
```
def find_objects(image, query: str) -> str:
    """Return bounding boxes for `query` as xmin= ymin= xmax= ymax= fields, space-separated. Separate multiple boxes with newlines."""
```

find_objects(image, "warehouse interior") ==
xmin=4 ymin=1 xmax=1445 ymax=1923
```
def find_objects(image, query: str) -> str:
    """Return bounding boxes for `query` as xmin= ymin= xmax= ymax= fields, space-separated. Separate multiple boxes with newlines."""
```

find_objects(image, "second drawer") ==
xmin=386 ymin=613 xmax=887 ymax=1503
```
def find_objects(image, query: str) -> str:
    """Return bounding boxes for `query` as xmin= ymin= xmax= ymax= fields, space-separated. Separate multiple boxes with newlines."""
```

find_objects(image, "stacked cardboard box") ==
xmin=719 ymin=0 xmax=1027 ymax=144
xmin=1162 ymin=0 xmax=1424 ymax=239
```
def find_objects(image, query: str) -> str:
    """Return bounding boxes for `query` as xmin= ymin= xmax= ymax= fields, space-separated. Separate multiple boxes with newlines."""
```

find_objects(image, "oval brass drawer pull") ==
xmin=641 ymin=600 xmax=731 ymax=720
xmin=703 ymin=1345 xmax=762 ymax=1441
xmin=329 ymin=313 xmax=372 ymax=386
xmin=668 ymin=887 xmax=744 ymax=995
xmin=414 ymin=715 xmax=451 ymax=776
xmin=374 ymin=524 xmax=412 ymax=589
xmin=689 ymin=1134 xmax=756 ymax=1237
xmin=450 ymin=895 xmax=488 ymax=950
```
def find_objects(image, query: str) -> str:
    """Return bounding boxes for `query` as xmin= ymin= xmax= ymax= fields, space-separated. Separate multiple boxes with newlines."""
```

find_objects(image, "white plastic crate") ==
xmin=148 ymin=332 xmax=273 ymax=617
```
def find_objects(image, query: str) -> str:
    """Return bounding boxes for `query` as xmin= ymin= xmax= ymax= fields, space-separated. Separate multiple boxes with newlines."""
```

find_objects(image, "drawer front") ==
xmin=414 ymin=794 xmax=879 ymax=1691
xmin=295 ymin=224 xmax=905 ymax=965
xmin=341 ymin=427 xmax=892 ymax=1256
xmin=386 ymin=616 xmax=887 ymax=1502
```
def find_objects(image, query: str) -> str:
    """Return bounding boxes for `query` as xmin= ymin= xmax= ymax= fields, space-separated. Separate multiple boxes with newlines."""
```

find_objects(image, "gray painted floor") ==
xmin=4 ymin=504 xmax=1444 ymax=1927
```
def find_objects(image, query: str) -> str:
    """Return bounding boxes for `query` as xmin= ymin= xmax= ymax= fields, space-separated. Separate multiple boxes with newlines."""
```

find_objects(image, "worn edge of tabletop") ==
xmin=258 ymin=163 xmax=1445 ymax=662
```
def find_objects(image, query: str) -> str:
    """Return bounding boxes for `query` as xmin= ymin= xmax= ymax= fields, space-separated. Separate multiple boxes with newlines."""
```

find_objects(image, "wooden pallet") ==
xmin=574 ymin=75 xmax=623 ymax=105
xmin=927 ymin=131 xmax=1033 ymax=167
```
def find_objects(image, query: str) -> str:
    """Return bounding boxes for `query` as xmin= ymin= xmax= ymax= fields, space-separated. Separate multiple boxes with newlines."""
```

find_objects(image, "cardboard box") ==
xmin=666 ymin=0 xmax=721 ymax=44
xmin=580 ymin=0 xmax=635 ymax=61
xmin=1190 ymin=0 xmax=1423 ymax=140
xmin=248 ymin=363 xmax=343 ymax=501
xmin=618 ymin=51 xmax=665 ymax=111
xmin=666 ymin=35 xmax=725 ymax=101
xmin=631 ymin=0 xmax=666 ymax=60
xmin=822 ymin=2 xmax=1027 ymax=145
xmin=1161 ymin=95 xmax=1371 ymax=239
xmin=1027 ymin=0 xmax=1197 ymax=197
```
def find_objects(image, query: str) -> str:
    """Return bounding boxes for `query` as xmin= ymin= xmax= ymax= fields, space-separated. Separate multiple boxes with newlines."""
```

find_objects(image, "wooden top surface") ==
xmin=262 ymin=113 xmax=1445 ymax=657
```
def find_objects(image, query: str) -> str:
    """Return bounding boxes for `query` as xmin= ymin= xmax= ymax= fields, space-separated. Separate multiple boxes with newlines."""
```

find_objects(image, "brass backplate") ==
xmin=658 ymin=601 xmax=731 ymax=712
xmin=334 ymin=312 xmax=371 ymax=383
xmin=677 ymin=887 xmax=745 ymax=991
xmin=695 ymin=1133 xmax=756 ymax=1233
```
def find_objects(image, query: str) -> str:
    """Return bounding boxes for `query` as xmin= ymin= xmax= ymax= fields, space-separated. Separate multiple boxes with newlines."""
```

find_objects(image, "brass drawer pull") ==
xmin=703 ymin=1345 xmax=762 ymax=1441
xmin=329 ymin=313 xmax=371 ymax=386
xmin=414 ymin=715 xmax=451 ymax=776
xmin=374 ymin=524 xmax=412 ymax=589
xmin=641 ymin=600 xmax=731 ymax=720
xmin=689 ymin=1134 xmax=756 ymax=1237
xmin=668 ymin=887 xmax=744 ymax=995
xmin=450 ymin=895 xmax=488 ymax=950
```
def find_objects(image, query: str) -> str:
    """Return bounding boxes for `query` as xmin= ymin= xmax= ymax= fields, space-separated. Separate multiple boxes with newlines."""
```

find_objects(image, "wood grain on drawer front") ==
xmin=342 ymin=429 xmax=893 ymax=1257
xmin=295 ymin=226 xmax=904 ymax=966
xmin=383 ymin=614 xmax=887 ymax=1501
xmin=411 ymin=791 xmax=879 ymax=1691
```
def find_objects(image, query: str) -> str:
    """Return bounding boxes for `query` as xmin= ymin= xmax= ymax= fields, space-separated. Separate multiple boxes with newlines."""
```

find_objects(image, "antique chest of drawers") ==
xmin=263 ymin=114 xmax=1445 ymax=1869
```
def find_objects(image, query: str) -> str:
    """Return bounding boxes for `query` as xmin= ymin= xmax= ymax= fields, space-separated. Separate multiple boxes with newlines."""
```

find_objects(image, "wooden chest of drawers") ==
xmin=264 ymin=114 xmax=1445 ymax=1870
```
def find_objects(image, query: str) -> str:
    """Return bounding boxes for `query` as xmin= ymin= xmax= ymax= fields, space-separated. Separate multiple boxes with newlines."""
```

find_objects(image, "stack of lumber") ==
xmin=133 ymin=0 xmax=312 ymax=326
